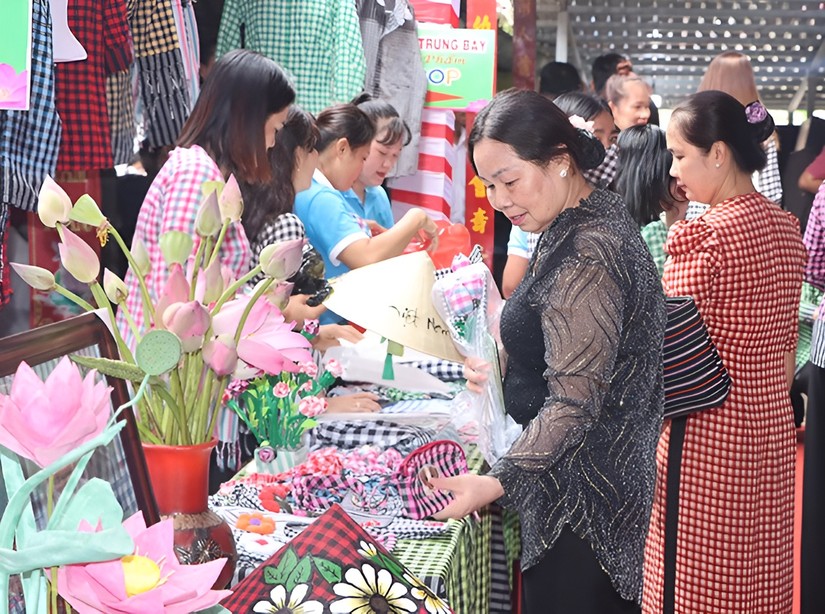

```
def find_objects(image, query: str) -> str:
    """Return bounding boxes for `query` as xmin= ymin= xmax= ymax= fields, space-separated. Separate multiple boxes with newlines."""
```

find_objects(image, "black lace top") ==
xmin=488 ymin=188 xmax=666 ymax=601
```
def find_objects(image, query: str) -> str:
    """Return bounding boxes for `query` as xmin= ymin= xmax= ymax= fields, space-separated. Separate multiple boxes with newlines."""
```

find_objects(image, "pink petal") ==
xmin=237 ymin=338 xmax=286 ymax=374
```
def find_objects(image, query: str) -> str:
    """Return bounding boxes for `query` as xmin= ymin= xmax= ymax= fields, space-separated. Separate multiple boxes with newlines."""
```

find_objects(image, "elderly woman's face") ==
xmin=473 ymin=138 xmax=578 ymax=234
xmin=610 ymin=81 xmax=651 ymax=131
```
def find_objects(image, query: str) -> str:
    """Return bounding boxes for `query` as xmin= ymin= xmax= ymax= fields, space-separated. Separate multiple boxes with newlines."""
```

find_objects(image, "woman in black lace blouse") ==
xmin=430 ymin=89 xmax=666 ymax=612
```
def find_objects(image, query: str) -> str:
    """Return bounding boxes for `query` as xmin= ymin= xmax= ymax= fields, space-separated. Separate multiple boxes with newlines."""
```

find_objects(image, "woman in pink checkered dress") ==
xmin=642 ymin=91 xmax=806 ymax=613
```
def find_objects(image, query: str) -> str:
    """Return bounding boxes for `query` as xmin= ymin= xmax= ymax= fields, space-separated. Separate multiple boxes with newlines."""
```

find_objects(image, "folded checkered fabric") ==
xmin=434 ymin=244 xmax=483 ymax=280
xmin=220 ymin=504 xmax=453 ymax=613
xmin=403 ymin=358 xmax=466 ymax=381
xmin=308 ymin=420 xmax=435 ymax=455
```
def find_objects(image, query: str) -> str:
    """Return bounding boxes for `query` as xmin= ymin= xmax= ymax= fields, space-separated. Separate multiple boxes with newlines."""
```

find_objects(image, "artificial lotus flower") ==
xmin=159 ymin=231 xmax=194 ymax=269
xmin=153 ymin=264 xmax=191 ymax=327
xmin=37 ymin=175 xmax=72 ymax=228
xmin=195 ymin=189 xmax=222 ymax=238
xmin=103 ymin=268 xmax=128 ymax=304
xmin=0 ymin=357 xmax=110 ymax=468
xmin=218 ymin=174 xmax=243 ymax=222
xmin=131 ymin=238 xmax=151 ymax=277
xmin=162 ymin=301 xmax=211 ymax=352
xmin=57 ymin=512 xmax=230 ymax=614
xmin=258 ymin=239 xmax=304 ymax=280
xmin=58 ymin=225 xmax=100 ymax=284
xmin=10 ymin=262 xmax=56 ymax=291
xmin=203 ymin=334 xmax=239 ymax=377
xmin=212 ymin=296 xmax=312 ymax=376
xmin=0 ymin=63 xmax=29 ymax=109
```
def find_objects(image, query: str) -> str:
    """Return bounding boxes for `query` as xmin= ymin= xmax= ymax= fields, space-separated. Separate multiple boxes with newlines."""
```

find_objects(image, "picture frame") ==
xmin=0 ymin=311 xmax=159 ymax=613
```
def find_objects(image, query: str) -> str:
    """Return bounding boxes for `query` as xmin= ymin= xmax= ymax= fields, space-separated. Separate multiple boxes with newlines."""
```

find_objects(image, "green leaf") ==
xmin=312 ymin=556 xmax=343 ymax=584
xmin=275 ymin=548 xmax=299 ymax=579
xmin=285 ymin=555 xmax=312 ymax=592
xmin=70 ymin=354 xmax=146 ymax=382
xmin=377 ymin=553 xmax=406 ymax=580
xmin=263 ymin=566 xmax=288 ymax=585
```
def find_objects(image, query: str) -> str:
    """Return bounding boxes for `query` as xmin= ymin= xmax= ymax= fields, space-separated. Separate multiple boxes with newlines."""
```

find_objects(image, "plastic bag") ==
xmin=431 ymin=255 xmax=522 ymax=465
xmin=404 ymin=219 xmax=472 ymax=270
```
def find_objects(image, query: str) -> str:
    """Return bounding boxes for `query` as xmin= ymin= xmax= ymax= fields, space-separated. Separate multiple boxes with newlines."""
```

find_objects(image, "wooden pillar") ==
xmin=513 ymin=0 xmax=537 ymax=90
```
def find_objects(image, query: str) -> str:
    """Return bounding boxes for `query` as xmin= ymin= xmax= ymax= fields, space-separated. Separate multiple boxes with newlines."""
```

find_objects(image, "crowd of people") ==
xmin=120 ymin=44 xmax=822 ymax=613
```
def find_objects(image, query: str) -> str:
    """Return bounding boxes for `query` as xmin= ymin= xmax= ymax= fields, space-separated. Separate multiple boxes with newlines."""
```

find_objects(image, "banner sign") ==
xmin=0 ymin=0 xmax=32 ymax=110
xmin=418 ymin=25 xmax=495 ymax=111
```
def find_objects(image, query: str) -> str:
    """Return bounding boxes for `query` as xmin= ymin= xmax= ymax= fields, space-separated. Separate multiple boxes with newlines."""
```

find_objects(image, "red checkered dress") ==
xmin=642 ymin=193 xmax=806 ymax=613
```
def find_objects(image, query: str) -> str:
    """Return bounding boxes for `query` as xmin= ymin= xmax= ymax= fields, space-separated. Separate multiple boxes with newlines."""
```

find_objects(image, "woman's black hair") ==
xmin=669 ymin=90 xmax=775 ymax=174
xmin=241 ymin=106 xmax=318 ymax=241
xmin=352 ymin=93 xmax=412 ymax=147
xmin=177 ymin=49 xmax=295 ymax=184
xmin=468 ymin=88 xmax=605 ymax=175
xmin=614 ymin=125 xmax=679 ymax=226
xmin=552 ymin=91 xmax=612 ymax=122
xmin=315 ymin=103 xmax=376 ymax=152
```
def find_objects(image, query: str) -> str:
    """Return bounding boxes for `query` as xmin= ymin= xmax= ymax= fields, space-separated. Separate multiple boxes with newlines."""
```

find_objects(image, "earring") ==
xmin=715 ymin=163 xmax=721 ymax=168
xmin=560 ymin=168 xmax=568 ymax=178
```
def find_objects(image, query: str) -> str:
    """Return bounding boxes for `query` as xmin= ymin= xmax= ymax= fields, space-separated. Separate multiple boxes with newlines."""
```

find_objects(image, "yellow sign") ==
xmin=471 ymin=207 xmax=489 ymax=233
xmin=468 ymin=175 xmax=487 ymax=198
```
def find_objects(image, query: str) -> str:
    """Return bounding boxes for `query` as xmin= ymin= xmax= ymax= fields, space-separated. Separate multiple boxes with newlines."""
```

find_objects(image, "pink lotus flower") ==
xmin=264 ymin=281 xmax=293 ymax=311
xmin=153 ymin=264 xmax=191 ymax=328
xmin=10 ymin=262 xmax=56 ymax=291
xmin=258 ymin=239 xmax=304 ymax=279
xmin=58 ymin=226 xmax=100 ymax=284
xmin=218 ymin=174 xmax=243 ymax=222
xmin=195 ymin=189 xmax=222 ymax=238
xmin=0 ymin=63 xmax=28 ymax=110
xmin=37 ymin=175 xmax=72 ymax=228
xmin=57 ymin=512 xmax=230 ymax=613
xmin=273 ymin=382 xmax=291 ymax=398
xmin=162 ymin=300 xmax=212 ymax=352
xmin=212 ymin=296 xmax=312 ymax=376
xmin=203 ymin=334 xmax=239 ymax=377
xmin=0 ymin=357 xmax=111 ymax=468
xmin=298 ymin=396 xmax=327 ymax=418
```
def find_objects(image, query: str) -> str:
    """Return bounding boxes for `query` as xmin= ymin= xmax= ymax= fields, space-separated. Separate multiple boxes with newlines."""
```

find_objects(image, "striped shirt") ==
xmin=803 ymin=183 xmax=825 ymax=365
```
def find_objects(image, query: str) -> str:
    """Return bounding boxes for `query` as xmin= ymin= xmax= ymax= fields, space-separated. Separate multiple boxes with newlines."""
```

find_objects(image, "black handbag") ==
xmin=663 ymin=296 xmax=731 ymax=420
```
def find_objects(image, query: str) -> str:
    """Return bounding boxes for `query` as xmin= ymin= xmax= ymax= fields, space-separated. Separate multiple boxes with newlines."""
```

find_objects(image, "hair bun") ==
xmin=744 ymin=101 xmax=775 ymax=143
xmin=576 ymin=128 xmax=606 ymax=170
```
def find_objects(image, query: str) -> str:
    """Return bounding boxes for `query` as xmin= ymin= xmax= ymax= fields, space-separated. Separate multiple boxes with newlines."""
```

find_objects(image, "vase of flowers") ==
xmin=227 ymin=347 xmax=343 ymax=475
xmin=11 ymin=176 xmax=315 ymax=587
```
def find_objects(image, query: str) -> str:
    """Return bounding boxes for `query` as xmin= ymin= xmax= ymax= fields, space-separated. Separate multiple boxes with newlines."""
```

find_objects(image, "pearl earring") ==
xmin=560 ymin=169 xmax=568 ymax=178
xmin=715 ymin=163 xmax=721 ymax=168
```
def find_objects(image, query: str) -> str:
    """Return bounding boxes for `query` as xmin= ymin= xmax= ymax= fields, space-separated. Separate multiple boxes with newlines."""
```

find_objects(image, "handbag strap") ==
xmin=663 ymin=415 xmax=688 ymax=614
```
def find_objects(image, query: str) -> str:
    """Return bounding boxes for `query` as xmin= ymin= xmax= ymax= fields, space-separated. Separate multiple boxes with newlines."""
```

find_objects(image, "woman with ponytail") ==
xmin=430 ymin=89 xmax=666 ymax=613
xmin=642 ymin=90 xmax=805 ymax=613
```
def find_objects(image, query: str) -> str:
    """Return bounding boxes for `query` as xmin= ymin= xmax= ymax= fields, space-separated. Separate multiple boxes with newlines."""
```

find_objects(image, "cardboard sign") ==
xmin=0 ymin=0 xmax=32 ymax=110
xmin=418 ymin=25 xmax=496 ymax=111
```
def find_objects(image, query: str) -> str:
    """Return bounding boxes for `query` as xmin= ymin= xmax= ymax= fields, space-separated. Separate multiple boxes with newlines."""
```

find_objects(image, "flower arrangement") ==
xmin=0 ymin=358 xmax=228 ymax=614
xmin=11 ymin=176 xmax=313 ymax=446
xmin=225 ymin=329 xmax=343 ymax=453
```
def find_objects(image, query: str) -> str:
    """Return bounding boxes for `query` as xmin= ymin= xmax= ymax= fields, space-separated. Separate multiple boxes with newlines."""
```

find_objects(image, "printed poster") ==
xmin=0 ymin=0 xmax=33 ymax=110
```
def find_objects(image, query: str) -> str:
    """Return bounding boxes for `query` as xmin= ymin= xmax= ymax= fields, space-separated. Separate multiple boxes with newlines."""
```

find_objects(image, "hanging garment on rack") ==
xmin=106 ymin=69 xmax=137 ymax=165
xmin=129 ymin=0 xmax=192 ymax=148
xmin=54 ymin=0 xmax=132 ymax=172
xmin=357 ymin=0 xmax=427 ymax=178
xmin=216 ymin=0 xmax=366 ymax=115
xmin=0 ymin=0 xmax=61 ymax=213
xmin=171 ymin=0 xmax=201 ymax=106
xmin=0 ymin=205 xmax=10 ymax=308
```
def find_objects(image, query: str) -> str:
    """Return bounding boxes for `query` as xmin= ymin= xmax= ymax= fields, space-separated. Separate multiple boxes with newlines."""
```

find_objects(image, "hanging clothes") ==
xmin=106 ymin=69 xmax=137 ymax=165
xmin=357 ymin=0 xmax=428 ymax=178
xmin=54 ymin=0 xmax=132 ymax=172
xmin=129 ymin=0 xmax=193 ymax=148
xmin=216 ymin=0 xmax=366 ymax=115
xmin=170 ymin=0 xmax=201 ymax=106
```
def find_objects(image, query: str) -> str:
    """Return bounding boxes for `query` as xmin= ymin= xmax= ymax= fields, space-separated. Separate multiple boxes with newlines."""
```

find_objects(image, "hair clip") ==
xmin=745 ymin=101 xmax=768 ymax=124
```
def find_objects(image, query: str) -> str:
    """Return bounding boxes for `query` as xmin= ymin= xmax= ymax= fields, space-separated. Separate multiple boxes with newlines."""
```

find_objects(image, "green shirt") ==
xmin=216 ymin=0 xmax=366 ymax=114
xmin=641 ymin=219 xmax=668 ymax=278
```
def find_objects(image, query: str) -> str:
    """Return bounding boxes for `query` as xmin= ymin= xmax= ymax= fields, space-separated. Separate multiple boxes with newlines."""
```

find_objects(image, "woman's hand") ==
xmin=463 ymin=356 xmax=491 ymax=394
xmin=311 ymin=324 xmax=364 ymax=353
xmin=429 ymin=474 xmax=504 ymax=520
xmin=325 ymin=392 xmax=381 ymax=413
xmin=421 ymin=217 xmax=439 ymax=253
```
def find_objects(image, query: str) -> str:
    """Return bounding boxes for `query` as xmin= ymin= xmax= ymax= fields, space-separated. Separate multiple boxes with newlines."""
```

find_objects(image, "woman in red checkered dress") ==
xmin=642 ymin=91 xmax=806 ymax=613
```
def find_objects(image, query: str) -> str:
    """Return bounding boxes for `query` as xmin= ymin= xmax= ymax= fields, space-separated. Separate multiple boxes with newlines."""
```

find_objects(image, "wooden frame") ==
xmin=0 ymin=311 xmax=159 ymax=526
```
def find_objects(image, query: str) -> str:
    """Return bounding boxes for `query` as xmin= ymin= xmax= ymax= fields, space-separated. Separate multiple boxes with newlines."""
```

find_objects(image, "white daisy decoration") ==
xmin=252 ymin=584 xmax=323 ymax=614
xmin=330 ymin=563 xmax=417 ymax=614
xmin=403 ymin=572 xmax=451 ymax=614
xmin=357 ymin=540 xmax=379 ymax=559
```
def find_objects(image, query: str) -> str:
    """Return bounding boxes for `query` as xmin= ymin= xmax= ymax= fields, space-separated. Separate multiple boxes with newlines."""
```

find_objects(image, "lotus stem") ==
xmin=109 ymin=226 xmax=156 ymax=326
xmin=52 ymin=285 xmax=95 ymax=312
xmin=188 ymin=238 xmax=208 ymax=301
xmin=210 ymin=266 xmax=263 ymax=315
xmin=206 ymin=219 xmax=231 ymax=269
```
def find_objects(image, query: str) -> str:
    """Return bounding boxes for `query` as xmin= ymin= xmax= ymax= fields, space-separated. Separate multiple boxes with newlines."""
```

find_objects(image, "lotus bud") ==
xmin=69 ymin=194 xmax=107 ymax=227
xmin=221 ymin=265 xmax=236 ymax=290
xmin=131 ymin=238 xmax=151 ymax=277
xmin=57 ymin=226 xmax=100 ymax=284
xmin=218 ymin=174 xmax=243 ymax=222
xmin=10 ymin=263 xmax=56 ymax=291
xmin=203 ymin=334 xmax=239 ymax=376
xmin=196 ymin=259 xmax=224 ymax=305
xmin=162 ymin=301 xmax=211 ymax=352
xmin=153 ymin=264 xmax=191 ymax=327
xmin=264 ymin=281 xmax=293 ymax=311
xmin=195 ymin=190 xmax=222 ymax=238
xmin=37 ymin=176 xmax=72 ymax=228
xmin=103 ymin=268 xmax=128 ymax=304
xmin=159 ymin=231 xmax=193 ymax=268
xmin=259 ymin=239 xmax=304 ymax=280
